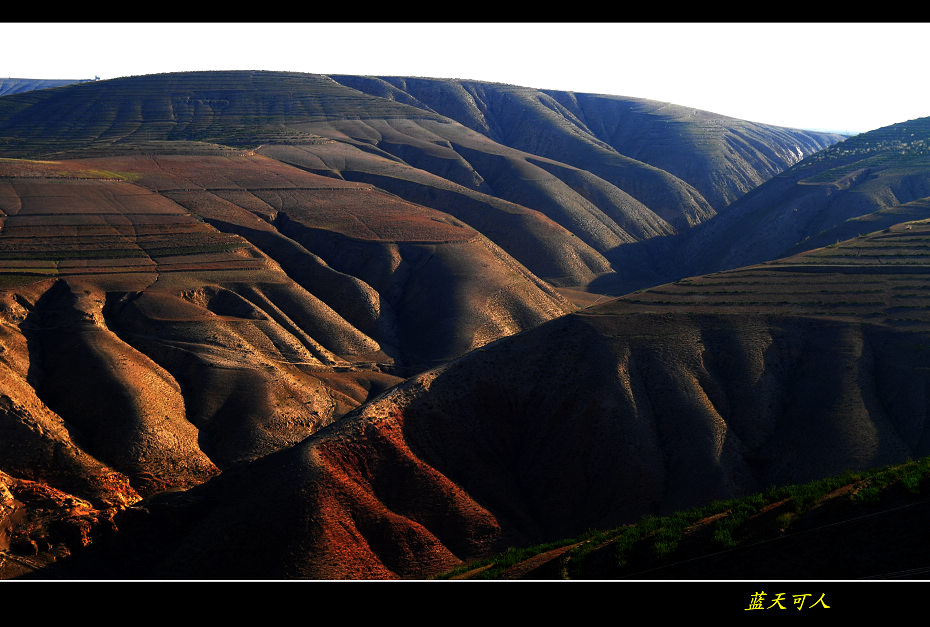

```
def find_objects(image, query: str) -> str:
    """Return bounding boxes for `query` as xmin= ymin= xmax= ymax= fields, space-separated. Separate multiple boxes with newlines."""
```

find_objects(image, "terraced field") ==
xmin=614 ymin=219 xmax=930 ymax=326
xmin=661 ymin=117 xmax=930 ymax=290
xmin=0 ymin=158 xmax=270 ymax=289
xmin=0 ymin=72 xmax=447 ymax=158
xmin=0 ymin=152 xmax=572 ymax=369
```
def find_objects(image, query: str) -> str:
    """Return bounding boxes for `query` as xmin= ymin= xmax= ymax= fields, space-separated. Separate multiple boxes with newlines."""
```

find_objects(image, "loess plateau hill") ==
xmin=5 ymin=70 xmax=928 ymax=580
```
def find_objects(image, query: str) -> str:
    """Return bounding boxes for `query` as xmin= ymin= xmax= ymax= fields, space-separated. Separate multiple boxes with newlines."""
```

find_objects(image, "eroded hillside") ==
xmin=0 ymin=152 xmax=573 ymax=575
xmin=0 ymin=71 xmax=862 ymax=579
xmin=0 ymin=71 xmax=844 ymax=290
xmin=26 ymin=221 xmax=930 ymax=579
xmin=331 ymin=76 xmax=838 ymax=214
xmin=648 ymin=117 xmax=930 ymax=288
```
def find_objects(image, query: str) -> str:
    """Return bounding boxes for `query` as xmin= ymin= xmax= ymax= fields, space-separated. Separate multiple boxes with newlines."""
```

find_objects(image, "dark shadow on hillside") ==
xmin=589 ymin=232 xmax=691 ymax=297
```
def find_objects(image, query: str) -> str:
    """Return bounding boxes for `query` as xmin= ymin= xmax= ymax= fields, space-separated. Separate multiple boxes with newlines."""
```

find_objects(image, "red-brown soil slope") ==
xmin=0 ymin=469 xmax=131 ymax=578
xmin=39 ymin=223 xmax=930 ymax=580
xmin=0 ymin=155 xmax=573 ymax=369
xmin=0 ymin=153 xmax=575 ymax=574
xmin=0 ymin=71 xmax=854 ymax=580
xmin=57 ymin=154 xmax=575 ymax=368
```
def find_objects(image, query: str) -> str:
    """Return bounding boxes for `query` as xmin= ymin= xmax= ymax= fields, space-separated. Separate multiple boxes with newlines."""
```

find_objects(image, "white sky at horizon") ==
xmin=2 ymin=22 xmax=929 ymax=135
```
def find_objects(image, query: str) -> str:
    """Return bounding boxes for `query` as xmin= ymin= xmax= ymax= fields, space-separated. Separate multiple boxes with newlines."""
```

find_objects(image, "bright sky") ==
xmin=3 ymin=22 xmax=929 ymax=135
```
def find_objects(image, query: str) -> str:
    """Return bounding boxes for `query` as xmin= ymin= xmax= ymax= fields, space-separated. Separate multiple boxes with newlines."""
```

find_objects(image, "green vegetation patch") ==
xmin=0 ymin=270 xmax=57 ymax=288
xmin=73 ymin=168 xmax=142 ymax=183
xmin=0 ymin=248 xmax=148 ymax=260
xmin=441 ymin=455 xmax=930 ymax=580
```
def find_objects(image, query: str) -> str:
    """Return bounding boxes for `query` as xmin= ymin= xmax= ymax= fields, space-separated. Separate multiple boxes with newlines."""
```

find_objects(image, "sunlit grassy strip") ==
xmin=622 ymin=298 xmax=887 ymax=309
xmin=789 ymin=258 xmax=930 ymax=265
xmin=139 ymin=242 xmax=246 ymax=257
xmin=0 ymin=167 xmax=143 ymax=182
xmin=676 ymin=277 xmax=892 ymax=287
xmin=0 ymin=249 xmax=148 ymax=260
xmin=0 ymin=269 xmax=57 ymax=288
xmin=0 ymin=229 xmax=209 ymax=240
xmin=0 ymin=241 xmax=245 ymax=261
xmin=814 ymin=242 xmax=930 ymax=251
xmin=644 ymin=288 xmax=887 ymax=296
xmin=437 ymin=455 xmax=930 ymax=580
xmin=0 ymin=263 xmax=261 ymax=290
